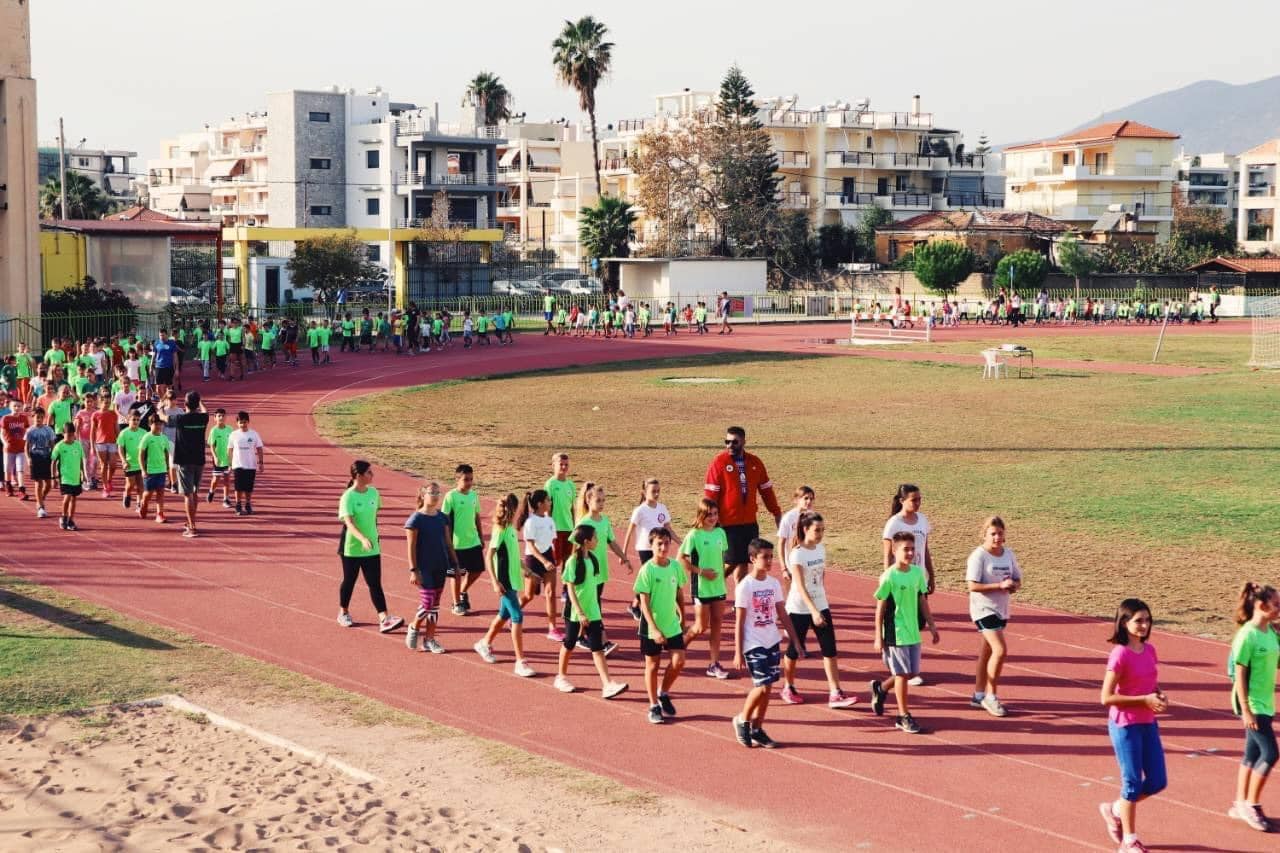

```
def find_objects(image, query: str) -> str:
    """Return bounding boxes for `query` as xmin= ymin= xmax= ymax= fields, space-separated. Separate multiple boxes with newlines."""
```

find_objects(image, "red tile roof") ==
xmin=879 ymin=209 xmax=1070 ymax=233
xmin=41 ymin=219 xmax=220 ymax=237
xmin=1187 ymin=256 xmax=1280 ymax=273
xmin=1005 ymin=120 xmax=1180 ymax=152
xmin=107 ymin=205 xmax=180 ymax=222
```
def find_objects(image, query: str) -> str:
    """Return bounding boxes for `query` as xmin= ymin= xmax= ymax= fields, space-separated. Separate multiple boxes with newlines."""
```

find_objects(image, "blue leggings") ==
xmin=1108 ymin=720 xmax=1168 ymax=802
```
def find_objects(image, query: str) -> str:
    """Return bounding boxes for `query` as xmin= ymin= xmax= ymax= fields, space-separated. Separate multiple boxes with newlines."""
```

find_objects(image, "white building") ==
xmin=495 ymin=120 xmax=598 ymax=262
xmin=1172 ymin=151 xmax=1237 ymax=225
xmin=1237 ymin=139 xmax=1279 ymax=252
xmin=144 ymin=131 xmax=213 ymax=219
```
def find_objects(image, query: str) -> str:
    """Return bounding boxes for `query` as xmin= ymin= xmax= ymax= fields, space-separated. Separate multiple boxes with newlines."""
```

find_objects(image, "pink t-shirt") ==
xmin=1107 ymin=643 xmax=1159 ymax=726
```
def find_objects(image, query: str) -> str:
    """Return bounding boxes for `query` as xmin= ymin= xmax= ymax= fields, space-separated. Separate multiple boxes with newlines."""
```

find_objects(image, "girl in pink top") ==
xmin=1098 ymin=598 xmax=1169 ymax=853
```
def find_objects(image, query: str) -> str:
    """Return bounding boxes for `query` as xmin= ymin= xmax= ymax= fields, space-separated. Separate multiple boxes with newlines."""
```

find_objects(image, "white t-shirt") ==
xmin=521 ymin=513 xmax=556 ymax=555
xmin=463 ymin=317 xmax=474 ymax=333
xmin=628 ymin=502 xmax=671 ymax=554
xmin=785 ymin=543 xmax=829 ymax=614
xmin=229 ymin=428 xmax=264 ymax=470
xmin=124 ymin=358 xmax=140 ymax=381
xmin=113 ymin=390 xmax=137 ymax=420
xmin=735 ymin=574 xmax=784 ymax=652
xmin=89 ymin=350 xmax=107 ymax=375
xmin=776 ymin=507 xmax=801 ymax=545
xmin=965 ymin=546 xmax=1022 ymax=621
xmin=883 ymin=512 xmax=932 ymax=569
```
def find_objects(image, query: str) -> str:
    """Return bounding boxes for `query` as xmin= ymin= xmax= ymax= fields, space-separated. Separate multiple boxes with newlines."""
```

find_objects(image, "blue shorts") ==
xmin=744 ymin=643 xmax=782 ymax=687
xmin=144 ymin=473 xmax=167 ymax=492
xmin=544 ymin=311 xmax=553 ymax=321
xmin=498 ymin=589 xmax=523 ymax=624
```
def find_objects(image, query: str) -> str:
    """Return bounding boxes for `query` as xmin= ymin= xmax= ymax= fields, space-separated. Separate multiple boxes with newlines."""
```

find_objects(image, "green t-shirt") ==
xmin=209 ymin=424 xmax=233 ymax=467
xmin=72 ymin=375 xmax=93 ymax=398
xmin=138 ymin=354 xmax=151 ymax=380
xmin=139 ymin=432 xmax=171 ymax=475
xmin=503 ymin=310 xmax=514 ymax=329
xmin=695 ymin=307 xmax=707 ymax=322
xmin=318 ymin=326 xmax=332 ymax=346
xmin=260 ymin=329 xmax=275 ymax=350
xmin=489 ymin=524 xmax=522 ymax=592
xmin=633 ymin=557 xmax=686 ymax=639
xmin=874 ymin=564 xmax=928 ymax=646
xmin=307 ymin=328 xmax=320 ymax=348
xmin=49 ymin=398 xmax=76 ymax=431
xmin=679 ymin=526 xmax=729 ymax=599
xmin=431 ymin=319 xmax=443 ymax=335
xmin=198 ymin=339 xmax=214 ymax=360
xmin=16 ymin=352 xmax=35 ymax=378
xmin=1230 ymin=623 xmax=1279 ymax=716
xmin=577 ymin=513 xmax=615 ymax=584
xmin=476 ymin=316 xmax=489 ymax=333
xmin=213 ymin=339 xmax=230 ymax=357
xmin=545 ymin=477 xmax=576 ymax=532
xmin=563 ymin=553 xmax=601 ymax=622
xmin=117 ymin=426 xmax=147 ymax=471
xmin=338 ymin=485 xmax=382 ymax=557
xmin=50 ymin=439 xmax=84 ymax=486
xmin=442 ymin=488 xmax=481 ymax=550
xmin=44 ymin=348 xmax=66 ymax=365
xmin=226 ymin=326 xmax=244 ymax=344
xmin=360 ymin=318 xmax=373 ymax=335
xmin=544 ymin=294 xmax=555 ymax=313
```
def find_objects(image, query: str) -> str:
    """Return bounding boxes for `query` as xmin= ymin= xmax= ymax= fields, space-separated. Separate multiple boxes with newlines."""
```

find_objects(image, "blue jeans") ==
xmin=1108 ymin=720 xmax=1167 ymax=802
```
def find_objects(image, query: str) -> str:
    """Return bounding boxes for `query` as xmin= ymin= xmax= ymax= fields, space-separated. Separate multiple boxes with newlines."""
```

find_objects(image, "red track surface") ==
xmin=2 ymin=322 xmax=1266 ymax=852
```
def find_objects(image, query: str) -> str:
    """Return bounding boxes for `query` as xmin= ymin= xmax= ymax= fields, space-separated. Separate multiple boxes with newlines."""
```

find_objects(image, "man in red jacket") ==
xmin=705 ymin=425 xmax=782 ymax=584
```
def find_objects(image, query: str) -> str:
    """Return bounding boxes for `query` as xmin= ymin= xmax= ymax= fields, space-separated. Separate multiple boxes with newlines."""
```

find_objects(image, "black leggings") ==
xmin=340 ymin=555 xmax=387 ymax=613
xmin=563 ymin=617 xmax=604 ymax=652
xmin=785 ymin=609 xmax=838 ymax=660
xmin=1244 ymin=714 xmax=1277 ymax=775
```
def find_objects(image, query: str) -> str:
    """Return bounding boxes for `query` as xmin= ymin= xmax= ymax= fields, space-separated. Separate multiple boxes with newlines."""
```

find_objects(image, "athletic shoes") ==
xmin=869 ymin=680 xmax=886 ymax=716
xmin=706 ymin=663 xmax=730 ymax=680
xmin=459 ymin=593 xmax=471 ymax=614
xmin=895 ymin=714 xmax=922 ymax=734
xmin=513 ymin=660 xmax=536 ymax=678
xmin=451 ymin=602 xmax=467 ymax=616
xmin=908 ymin=675 xmax=926 ymax=687
xmin=553 ymin=675 xmax=576 ymax=693
xmin=576 ymin=635 xmax=591 ymax=651
xmin=244 ymin=503 xmax=254 ymax=515
xmin=222 ymin=498 xmax=233 ymax=509
xmin=658 ymin=693 xmax=677 ymax=717
xmin=981 ymin=694 xmax=1008 ymax=717
xmin=750 ymin=727 xmax=778 ymax=749
xmin=732 ymin=716 xmax=753 ymax=748
xmin=1098 ymin=802 xmax=1123 ymax=844
xmin=36 ymin=505 xmax=47 ymax=519
xmin=970 ymin=693 xmax=985 ymax=709
xmin=156 ymin=513 xmax=166 ymax=524
xmin=602 ymin=641 xmax=619 ymax=658
xmin=337 ymin=612 xmax=354 ymax=628
xmin=234 ymin=504 xmax=244 ymax=516
xmin=378 ymin=615 xmax=404 ymax=634
xmin=205 ymin=490 xmax=214 ymax=503
xmin=123 ymin=494 xmax=132 ymax=509
xmin=647 ymin=705 xmax=664 ymax=725
xmin=1118 ymin=840 xmax=1149 ymax=853
xmin=546 ymin=627 xmax=566 ymax=642
xmin=779 ymin=685 xmax=804 ymax=705
xmin=627 ymin=604 xmax=642 ymax=621
xmin=828 ymin=690 xmax=858 ymax=709
xmin=1228 ymin=801 xmax=1271 ymax=832
xmin=601 ymin=681 xmax=628 ymax=700
xmin=18 ymin=486 xmax=28 ymax=501
xmin=181 ymin=527 xmax=197 ymax=539
xmin=405 ymin=626 xmax=420 ymax=651
xmin=473 ymin=641 xmax=497 ymax=663
xmin=424 ymin=638 xmax=446 ymax=655
xmin=58 ymin=517 xmax=67 ymax=530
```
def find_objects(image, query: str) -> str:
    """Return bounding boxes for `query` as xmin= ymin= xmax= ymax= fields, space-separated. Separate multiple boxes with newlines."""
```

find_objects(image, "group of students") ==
xmin=539 ymin=296 xmax=736 ymax=339
xmin=332 ymin=454 xmax=1277 ymax=850
xmin=334 ymin=305 xmax=517 ymax=356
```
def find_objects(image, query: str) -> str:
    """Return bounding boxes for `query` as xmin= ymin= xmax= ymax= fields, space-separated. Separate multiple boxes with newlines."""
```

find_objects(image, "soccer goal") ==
xmin=1248 ymin=296 xmax=1280 ymax=369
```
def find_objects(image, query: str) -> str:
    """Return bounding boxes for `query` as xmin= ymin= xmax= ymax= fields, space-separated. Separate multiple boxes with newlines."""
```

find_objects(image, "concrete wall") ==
xmin=619 ymin=259 xmax=767 ymax=304
xmin=267 ymin=90 xmax=346 ymax=228
xmin=40 ymin=231 xmax=87 ymax=291
xmin=0 ymin=0 xmax=40 ymax=318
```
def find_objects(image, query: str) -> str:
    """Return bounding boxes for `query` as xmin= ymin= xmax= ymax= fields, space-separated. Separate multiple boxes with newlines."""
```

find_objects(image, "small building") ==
xmin=875 ymin=209 xmax=1069 ymax=265
xmin=1237 ymin=139 xmax=1279 ymax=253
xmin=1187 ymin=256 xmax=1280 ymax=290
xmin=611 ymin=258 xmax=768 ymax=308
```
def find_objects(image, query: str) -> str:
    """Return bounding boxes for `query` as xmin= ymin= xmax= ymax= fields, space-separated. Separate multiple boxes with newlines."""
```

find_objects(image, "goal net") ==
xmin=1248 ymin=296 xmax=1280 ymax=369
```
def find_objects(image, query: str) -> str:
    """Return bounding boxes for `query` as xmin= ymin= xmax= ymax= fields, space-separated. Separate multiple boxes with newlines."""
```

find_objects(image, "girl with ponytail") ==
xmin=1228 ymin=581 xmax=1279 ymax=831
xmin=337 ymin=461 xmax=403 ymax=634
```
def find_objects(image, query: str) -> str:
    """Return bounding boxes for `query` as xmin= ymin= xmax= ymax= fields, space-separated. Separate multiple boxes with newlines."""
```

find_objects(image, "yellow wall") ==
xmin=40 ymin=231 xmax=88 ymax=291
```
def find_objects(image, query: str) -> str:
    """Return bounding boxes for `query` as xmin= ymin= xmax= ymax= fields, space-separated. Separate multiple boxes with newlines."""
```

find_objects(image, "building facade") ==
xmin=1237 ymin=139 xmax=1279 ymax=252
xmin=1003 ymin=121 xmax=1180 ymax=241
xmin=37 ymin=145 xmax=136 ymax=206
xmin=144 ymin=132 xmax=213 ymax=219
xmin=1 ymin=0 xmax=40 ymax=318
xmin=495 ymin=120 xmax=598 ymax=262
xmin=1172 ymin=151 xmax=1238 ymax=225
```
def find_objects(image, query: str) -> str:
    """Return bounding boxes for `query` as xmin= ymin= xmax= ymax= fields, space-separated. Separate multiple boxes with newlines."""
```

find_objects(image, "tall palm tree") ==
xmin=38 ymin=172 xmax=111 ymax=219
xmin=578 ymin=196 xmax=635 ymax=292
xmin=552 ymin=16 xmax=613 ymax=195
xmin=463 ymin=72 xmax=513 ymax=127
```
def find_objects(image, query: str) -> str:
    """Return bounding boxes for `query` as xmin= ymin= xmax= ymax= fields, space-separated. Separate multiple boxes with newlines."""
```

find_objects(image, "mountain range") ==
xmin=1016 ymin=75 xmax=1280 ymax=155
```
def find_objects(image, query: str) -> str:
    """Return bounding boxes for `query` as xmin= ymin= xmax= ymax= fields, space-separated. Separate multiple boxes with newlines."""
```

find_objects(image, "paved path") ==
xmin=1 ymin=323 xmax=1266 ymax=851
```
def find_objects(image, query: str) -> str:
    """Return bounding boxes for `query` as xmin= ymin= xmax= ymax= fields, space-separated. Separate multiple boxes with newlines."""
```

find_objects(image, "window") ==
xmin=865 ymin=136 xmax=874 ymax=150
xmin=308 ymin=111 xmax=330 ymax=122
xmin=366 ymin=149 xmax=379 ymax=169
xmin=1061 ymin=152 xmax=1071 ymax=166
xmin=895 ymin=175 xmax=909 ymax=192
xmin=930 ymin=177 xmax=944 ymax=194
xmin=366 ymin=244 xmax=380 ymax=262
xmin=78 ymin=157 xmax=90 ymax=167
xmin=309 ymin=205 xmax=332 ymax=216
xmin=366 ymin=197 xmax=380 ymax=216
xmin=309 ymin=158 xmax=331 ymax=170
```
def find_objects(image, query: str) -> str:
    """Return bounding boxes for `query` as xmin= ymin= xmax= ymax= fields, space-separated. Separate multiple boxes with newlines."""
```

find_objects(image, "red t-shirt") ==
xmin=90 ymin=409 xmax=119 ymax=444
xmin=703 ymin=449 xmax=782 ymax=527
xmin=2 ymin=413 xmax=30 ymax=453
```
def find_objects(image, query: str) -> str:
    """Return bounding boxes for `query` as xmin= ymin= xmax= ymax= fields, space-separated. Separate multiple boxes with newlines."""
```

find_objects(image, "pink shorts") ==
xmin=416 ymin=585 xmax=442 ymax=617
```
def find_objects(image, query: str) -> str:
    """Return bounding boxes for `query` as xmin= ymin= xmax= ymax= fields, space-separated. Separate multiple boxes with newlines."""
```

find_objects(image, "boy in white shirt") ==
xmin=229 ymin=410 xmax=265 ymax=516
xmin=731 ymin=538 xmax=798 ymax=748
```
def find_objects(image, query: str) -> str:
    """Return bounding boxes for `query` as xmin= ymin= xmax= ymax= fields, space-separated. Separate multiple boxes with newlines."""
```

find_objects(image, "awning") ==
xmin=498 ymin=147 xmax=520 ymax=167
xmin=529 ymin=148 xmax=561 ymax=167
xmin=206 ymin=159 xmax=244 ymax=180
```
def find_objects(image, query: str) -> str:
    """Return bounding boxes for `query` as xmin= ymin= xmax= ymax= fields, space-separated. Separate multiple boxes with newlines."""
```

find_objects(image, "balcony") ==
xmin=824 ymin=192 xmax=876 ymax=210
xmin=396 ymin=217 xmax=491 ymax=230
xmin=777 ymin=192 xmax=811 ymax=209
xmin=600 ymin=156 xmax=631 ymax=175
xmin=211 ymin=145 xmax=266 ymax=159
xmin=948 ymin=153 xmax=986 ymax=170
xmin=1246 ymin=185 xmax=1277 ymax=198
xmin=764 ymin=109 xmax=819 ymax=127
xmin=887 ymin=192 xmax=932 ymax=210
xmin=826 ymin=150 xmax=877 ymax=169
xmin=776 ymin=150 xmax=810 ymax=168
xmin=496 ymin=163 xmax=561 ymax=179
xmin=615 ymin=118 xmax=654 ymax=134
xmin=393 ymin=117 xmax=502 ymax=142
xmin=394 ymin=171 xmax=498 ymax=190
xmin=944 ymin=193 xmax=1004 ymax=208
xmin=1010 ymin=164 xmax=1174 ymax=182
xmin=826 ymin=110 xmax=933 ymax=130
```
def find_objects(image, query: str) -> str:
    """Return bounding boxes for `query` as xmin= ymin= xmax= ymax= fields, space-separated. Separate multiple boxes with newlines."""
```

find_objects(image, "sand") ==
xmin=0 ymin=698 xmax=799 ymax=852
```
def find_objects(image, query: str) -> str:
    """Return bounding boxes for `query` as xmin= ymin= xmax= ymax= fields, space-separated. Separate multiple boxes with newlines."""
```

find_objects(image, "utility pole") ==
xmin=57 ymin=117 xmax=68 ymax=219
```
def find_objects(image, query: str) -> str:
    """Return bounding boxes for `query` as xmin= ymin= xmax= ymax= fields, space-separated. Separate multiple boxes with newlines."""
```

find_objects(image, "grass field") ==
xmin=316 ymin=339 xmax=1279 ymax=640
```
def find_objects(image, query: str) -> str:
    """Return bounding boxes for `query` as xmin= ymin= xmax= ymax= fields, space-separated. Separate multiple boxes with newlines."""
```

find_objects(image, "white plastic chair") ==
xmin=981 ymin=349 xmax=1008 ymax=379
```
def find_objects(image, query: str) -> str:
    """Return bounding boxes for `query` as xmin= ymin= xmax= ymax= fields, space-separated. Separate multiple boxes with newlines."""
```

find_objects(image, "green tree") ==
xmin=39 ymin=172 xmax=111 ymax=219
xmin=817 ymin=223 xmax=856 ymax=268
xmin=1055 ymin=234 xmax=1095 ymax=299
xmin=911 ymin=240 xmax=975 ymax=295
xmin=463 ymin=72 xmax=513 ymax=126
xmin=711 ymin=65 xmax=781 ymax=256
xmin=766 ymin=210 xmax=817 ymax=287
xmin=856 ymin=207 xmax=894 ymax=262
xmin=995 ymin=249 xmax=1048 ymax=291
xmin=578 ymin=196 xmax=636 ymax=292
xmin=974 ymin=133 xmax=991 ymax=155
xmin=552 ymin=16 xmax=614 ymax=195
xmin=286 ymin=233 xmax=385 ymax=306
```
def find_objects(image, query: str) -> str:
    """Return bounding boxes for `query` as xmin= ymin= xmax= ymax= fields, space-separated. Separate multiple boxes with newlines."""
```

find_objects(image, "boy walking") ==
xmin=870 ymin=532 xmax=940 ymax=734
xmin=50 ymin=422 xmax=87 ymax=530
xmin=732 ymin=539 xmax=799 ymax=748
xmin=444 ymin=464 xmax=484 ymax=615
xmin=634 ymin=529 xmax=687 ymax=725
xmin=229 ymin=411 xmax=265 ymax=515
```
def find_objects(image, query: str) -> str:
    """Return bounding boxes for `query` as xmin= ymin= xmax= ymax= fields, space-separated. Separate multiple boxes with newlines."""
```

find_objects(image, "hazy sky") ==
xmin=29 ymin=0 xmax=1280 ymax=167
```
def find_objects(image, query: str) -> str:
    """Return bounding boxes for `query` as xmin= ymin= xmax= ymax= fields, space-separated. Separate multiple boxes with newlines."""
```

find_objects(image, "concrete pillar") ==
xmin=393 ymin=236 xmax=408 ymax=310
xmin=1236 ymin=161 xmax=1249 ymax=244
xmin=234 ymin=237 xmax=250 ymax=306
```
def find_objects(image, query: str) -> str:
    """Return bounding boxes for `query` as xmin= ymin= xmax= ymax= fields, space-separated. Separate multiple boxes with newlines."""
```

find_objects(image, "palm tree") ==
xmin=578 ymin=196 xmax=635 ymax=293
xmin=39 ymin=172 xmax=111 ymax=219
xmin=463 ymin=72 xmax=513 ymax=127
xmin=552 ymin=16 xmax=613 ymax=195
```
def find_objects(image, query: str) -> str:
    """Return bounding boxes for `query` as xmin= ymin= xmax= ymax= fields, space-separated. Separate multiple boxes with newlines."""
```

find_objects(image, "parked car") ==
xmin=169 ymin=287 xmax=208 ymax=306
xmin=558 ymin=279 xmax=603 ymax=296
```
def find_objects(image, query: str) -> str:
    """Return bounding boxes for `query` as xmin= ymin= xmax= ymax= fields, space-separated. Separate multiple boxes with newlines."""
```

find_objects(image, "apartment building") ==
xmin=597 ymin=90 xmax=997 ymax=247
xmin=1237 ymin=139 xmax=1279 ymax=251
xmin=37 ymin=145 xmax=137 ymax=206
xmin=144 ymin=132 xmax=213 ymax=218
xmin=1003 ymin=121 xmax=1180 ymax=241
xmin=494 ymin=120 xmax=598 ymax=261
xmin=1172 ymin=151 xmax=1238 ymax=225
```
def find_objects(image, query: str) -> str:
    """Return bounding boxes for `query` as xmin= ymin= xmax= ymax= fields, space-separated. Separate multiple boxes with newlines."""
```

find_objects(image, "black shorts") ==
xmin=229 ymin=343 xmax=243 ymax=354
xmin=722 ymin=522 xmax=759 ymax=565
xmin=639 ymin=631 xmax=686 ymax=657
xmin=563 ymin=618 xmax=604 ymax=652
xmin=975 ymin=614 xmax=1008 ymax=632
xmin=523 ymin=549 xmax=553 ymax=579
xmin=689 ymin=571 xmax=726 ymax=604
xmin=155 ymin=366 xmax=175 ymax=385
xmin=59 ymin=483 xmax=83 ymax=497
xmin=232 ymin=467 xmax=256 ymax=493
xmin=786 ymin=609 xmax=838 ymax=659
xmin=452 ymin=545 xmax=485 ymax=576
xmin=30 ymin=457 xmax=52 ymax=481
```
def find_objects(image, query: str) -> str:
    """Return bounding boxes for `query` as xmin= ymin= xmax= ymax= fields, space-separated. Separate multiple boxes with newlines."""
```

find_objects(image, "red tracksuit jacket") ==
xmin=703 ymin=449 xmax=782 ymax=527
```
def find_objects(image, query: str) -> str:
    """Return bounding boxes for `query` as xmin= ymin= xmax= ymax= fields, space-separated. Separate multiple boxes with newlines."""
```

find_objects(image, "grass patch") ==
xmin=316 ymin=352 xmax=1278 ymax=639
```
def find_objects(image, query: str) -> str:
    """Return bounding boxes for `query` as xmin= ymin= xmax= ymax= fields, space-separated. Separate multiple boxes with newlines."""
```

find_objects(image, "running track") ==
xmin=1 ymin=321 xmax=1266 ymax=852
